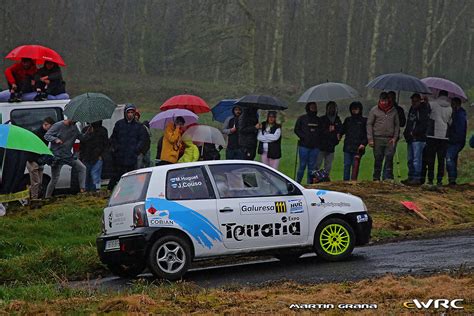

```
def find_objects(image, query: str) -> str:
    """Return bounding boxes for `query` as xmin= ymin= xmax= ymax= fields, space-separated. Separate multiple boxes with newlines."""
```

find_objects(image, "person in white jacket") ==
xmin=257 ymin=111 xmax=282 ymax=169
xmin=424 ymin=90 xmax=452 ymax=185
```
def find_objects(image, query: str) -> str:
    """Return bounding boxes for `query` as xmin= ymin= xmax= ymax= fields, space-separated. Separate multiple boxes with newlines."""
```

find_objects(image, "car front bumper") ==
xmin=346 ymin=212 xmax=372 ymax=246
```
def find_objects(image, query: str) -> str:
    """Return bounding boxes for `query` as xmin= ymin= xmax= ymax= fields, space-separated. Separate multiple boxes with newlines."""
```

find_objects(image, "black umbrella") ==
xmin=235 ymin=95 xmax=288 ymax=110
xmin=366 ymin=72 xmax=432 ymax=94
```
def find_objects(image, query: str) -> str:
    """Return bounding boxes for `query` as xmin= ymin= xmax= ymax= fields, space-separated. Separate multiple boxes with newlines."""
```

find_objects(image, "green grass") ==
xmin=0 ymin=195 xmax=106 ymax=284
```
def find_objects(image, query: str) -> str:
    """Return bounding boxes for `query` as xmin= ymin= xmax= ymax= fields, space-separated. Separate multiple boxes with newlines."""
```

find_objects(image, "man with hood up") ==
xmin=294 ymin=102 xmax=321 ymax=184
xmin=238 ymin=107 xmax=259 ymax=160
xmin=107 ymin=104 xmax=147 ymax=190
xmin=222 ymin=105 xmax=242 ymax=159
xmin=341 ymin=101 xmax=368 ymax=181
xmin=424 ymin=90 xmax=452 ymax=186
xmin=315 ymin=101 xmax=342 ymax=177
xmin=367 ymin=92 xmax=400 ymax=182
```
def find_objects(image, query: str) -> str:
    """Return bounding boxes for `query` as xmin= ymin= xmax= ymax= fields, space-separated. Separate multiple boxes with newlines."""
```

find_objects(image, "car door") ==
xmin=160 ymin=166 xmax=222 ymax=257
xmin=207 ymin=163 xmax=309 ymax=250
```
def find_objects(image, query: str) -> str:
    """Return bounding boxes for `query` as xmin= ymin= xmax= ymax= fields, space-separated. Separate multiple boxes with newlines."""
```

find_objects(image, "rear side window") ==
xmin=109 ymin=172 xmax=151 ymax=206
xmin=166 ymin=167 xmax=214 ymax=200
xmin=10 ymin=107 xmax=63 ymax=131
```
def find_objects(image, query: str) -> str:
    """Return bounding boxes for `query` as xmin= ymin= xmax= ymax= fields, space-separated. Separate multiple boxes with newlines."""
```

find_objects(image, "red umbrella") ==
xmin=6 ymin=45 xmax=66 ymax=66
xmin=160 ymin=94 xmax=210 ymax=114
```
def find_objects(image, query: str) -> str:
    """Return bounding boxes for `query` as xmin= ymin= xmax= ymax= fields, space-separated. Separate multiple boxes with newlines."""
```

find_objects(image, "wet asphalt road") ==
xmin=75 ymin=234 xmax=474 ymax=289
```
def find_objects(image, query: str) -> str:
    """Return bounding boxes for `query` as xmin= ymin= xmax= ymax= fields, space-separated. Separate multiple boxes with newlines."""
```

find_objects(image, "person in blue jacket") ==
xmin=446 ymin=97 xmax=467 ymax=185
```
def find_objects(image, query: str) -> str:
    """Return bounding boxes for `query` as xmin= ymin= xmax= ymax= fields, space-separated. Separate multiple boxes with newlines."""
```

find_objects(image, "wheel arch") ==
xmin=146 ymin=228 xmax=196 ymax=260
xmin=314 ymin=212 xmax=358 ymax=243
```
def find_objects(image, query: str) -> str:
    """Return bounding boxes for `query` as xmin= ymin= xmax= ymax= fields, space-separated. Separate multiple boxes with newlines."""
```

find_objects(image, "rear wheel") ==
xmin=314 ymin=218 xmax=355 ymax=261
xmin=147 ymin=235 xmax=192 ymax=281
xmin=106 ymin=262 xmax=146 ymax=278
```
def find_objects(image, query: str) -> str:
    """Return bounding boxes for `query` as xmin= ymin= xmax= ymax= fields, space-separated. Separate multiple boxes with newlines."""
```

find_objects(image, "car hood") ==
xmin=302 ymin=188 xmax=366 ymax=213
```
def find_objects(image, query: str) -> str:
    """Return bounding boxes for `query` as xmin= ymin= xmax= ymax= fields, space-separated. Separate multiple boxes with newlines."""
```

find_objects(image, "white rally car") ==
xmin=96 ymin=160 xmax=372 ymax=280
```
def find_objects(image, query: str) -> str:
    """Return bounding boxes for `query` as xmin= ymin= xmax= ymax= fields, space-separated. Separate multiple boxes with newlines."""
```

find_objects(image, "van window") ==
xmin=10 ymin=107 xmax=63 ymax=131
xmin=166 ymin=167 xmax=214 ymax=200
xmin=109 ymin=172 xmax=151 ymax=206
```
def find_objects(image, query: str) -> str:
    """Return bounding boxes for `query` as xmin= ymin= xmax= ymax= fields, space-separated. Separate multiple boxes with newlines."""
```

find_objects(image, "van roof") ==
xmin=0 ymin=99 xmax=71 ymax=107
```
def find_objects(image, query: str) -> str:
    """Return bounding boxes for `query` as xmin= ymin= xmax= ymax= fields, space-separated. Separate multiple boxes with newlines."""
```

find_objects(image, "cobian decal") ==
xmin=145 ymin=198 xmax=222 ymax=249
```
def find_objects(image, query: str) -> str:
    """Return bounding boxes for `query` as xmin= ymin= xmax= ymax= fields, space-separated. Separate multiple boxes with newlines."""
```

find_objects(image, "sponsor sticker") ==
xmin=356 ymin=214 xmax=369 ymax=223
xmin=288 ymin=199 xmax=304 ymax=213
xmin=222 ymin=217 xmax=300 ymax=241
xmin=148 ymin=210 xmax=175 ymax=227
xmin=240 ymin=201 xmax=287 ymax=215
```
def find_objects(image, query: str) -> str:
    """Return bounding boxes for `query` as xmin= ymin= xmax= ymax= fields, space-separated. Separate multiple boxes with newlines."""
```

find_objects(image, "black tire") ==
xmin=274 ymin=250 xmax=305 ymax=262
xmin=147 ymin=235 xmax=192 ymax=281
xmin=314 ymin=218 xmax=355 ymax=261
xmin=106 ymin=262 xmax=146 ymax=278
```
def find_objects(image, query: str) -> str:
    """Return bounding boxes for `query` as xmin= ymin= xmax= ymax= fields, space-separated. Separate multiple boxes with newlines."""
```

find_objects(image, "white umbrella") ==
xmin=182 ymin=125 xmax=226 ymax=147
xmin=298 ymin=82 xmax=359 ymax=103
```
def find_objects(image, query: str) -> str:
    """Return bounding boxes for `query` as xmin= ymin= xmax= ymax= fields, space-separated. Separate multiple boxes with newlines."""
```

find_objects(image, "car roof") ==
xmin=123 ymin=160 xmax=298 ymax=185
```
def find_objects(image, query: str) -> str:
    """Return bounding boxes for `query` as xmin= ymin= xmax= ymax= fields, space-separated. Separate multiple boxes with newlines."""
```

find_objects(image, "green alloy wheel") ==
xmin=314 ymin=218 xmax=355 ymax=261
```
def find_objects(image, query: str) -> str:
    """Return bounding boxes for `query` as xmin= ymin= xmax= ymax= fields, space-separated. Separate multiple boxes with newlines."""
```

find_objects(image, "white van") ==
xmin=0 ymin=100 xmax=124 ymax=193
xmin=97 ymin=160 xmax=372 ymax=280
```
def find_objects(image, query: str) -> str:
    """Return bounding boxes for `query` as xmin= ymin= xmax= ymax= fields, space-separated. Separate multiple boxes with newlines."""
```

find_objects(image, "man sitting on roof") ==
xmin=4 ymin=58 xmax=37 ymax=102
xmin=33 ymin=61 xmax=66 ymax=101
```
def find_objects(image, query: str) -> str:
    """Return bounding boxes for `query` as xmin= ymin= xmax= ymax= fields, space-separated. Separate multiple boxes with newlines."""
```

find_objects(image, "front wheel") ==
xmin=147 ymin=235 xmax=192 ymax=281
xmin=314 ymin=218 xmax=355 ymax=261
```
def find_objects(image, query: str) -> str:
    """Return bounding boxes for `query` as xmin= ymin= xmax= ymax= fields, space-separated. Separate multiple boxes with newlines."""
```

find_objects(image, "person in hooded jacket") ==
xmin=80 ymin=121 xmax=109 ymax=192
xmin=257 ymin=111 xmax=282 ymax=169
xmin=238 ymin=107 xmax=259 ymax=160
xmin=33 ymin=61 xmax=66 ymax=101
xmin=367 ymin=92 xmax=400 ymax=181
xmin=178 ymin=138 xmax=200 ymax=163
xmin=402 ymin=93 xmax=430 ymax=185
xmin=222 ymin=105 xmax=242 ymax=159
xmin=315 ymin=101 xmax=342 ymax=176
xmin=294 ymin=102 xmax=321 ymax=184
xmin=107 ymin=104 xmax=147 ymax=190
xmin=341 ymin=102 xmax=367 ymax=181
xmin=424 ymin=90 xmax=452 ymax=185
xmin=446 ymin=97 xmax=467 ymax=185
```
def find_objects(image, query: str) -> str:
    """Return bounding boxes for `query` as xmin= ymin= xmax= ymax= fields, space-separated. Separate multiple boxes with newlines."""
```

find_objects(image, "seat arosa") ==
xmin=97 ymin=160 xmax=372 ymax=280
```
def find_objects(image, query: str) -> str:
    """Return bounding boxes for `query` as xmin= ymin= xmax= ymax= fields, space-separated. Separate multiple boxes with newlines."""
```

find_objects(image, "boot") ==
xmin=34 ymin=92 xmax=43 ymax=101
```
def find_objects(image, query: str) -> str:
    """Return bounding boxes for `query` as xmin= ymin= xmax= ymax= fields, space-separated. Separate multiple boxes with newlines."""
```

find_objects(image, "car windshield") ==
xmin=109 ymin=172 xmax=151 ymax=206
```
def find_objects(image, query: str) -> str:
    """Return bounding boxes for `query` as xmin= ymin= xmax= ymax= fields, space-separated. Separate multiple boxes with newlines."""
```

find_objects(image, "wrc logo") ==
xmin=274 ymin=201 xmax=287 ymax=213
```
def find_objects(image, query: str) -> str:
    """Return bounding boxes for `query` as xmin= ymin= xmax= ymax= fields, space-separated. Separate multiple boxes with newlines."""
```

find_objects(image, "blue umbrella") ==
xmin=211 ymin=99 xmax=238 ymax=123
xmin=366 ymin=72 xmax=432 ymax=94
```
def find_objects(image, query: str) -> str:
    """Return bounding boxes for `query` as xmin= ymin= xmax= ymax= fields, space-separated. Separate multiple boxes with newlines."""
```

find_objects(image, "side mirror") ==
xmin=287 ymin=182 xmax=297 ymax=194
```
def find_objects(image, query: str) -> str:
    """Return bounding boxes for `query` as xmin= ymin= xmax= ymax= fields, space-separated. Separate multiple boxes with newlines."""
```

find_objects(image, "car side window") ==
xmin=209 ymin=164 xmax=294 ymax=198
xmin=10 ymin=107 xmax=63 ymax=131
xmin=166 ymin=167 xmax=215 ymax=200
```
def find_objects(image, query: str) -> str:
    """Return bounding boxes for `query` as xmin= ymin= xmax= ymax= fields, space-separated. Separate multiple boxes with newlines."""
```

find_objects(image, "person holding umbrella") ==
xmin=44 ymin=119 xmax=89 ymax=198
xmin=294 ymin=102 xmax=321 ymax=184
xmin=108 ymin=104 xmax=147 ymax=190
xmin=315 ymin=101 xmax=342 ymax=177
xmin=367 ymin=92 xmax=400 ymax=182
xmin=4 ymin=58 xmax=37 ymax=102
xmin=341 ymin=102 xmax=368 ymax=181
xmin=222 ymin=105 xmax=243 ymax=159
xmin=80 ymin=121 xmax=109 ymax=192
xmin=446 ymin=97 xmax=467 ymax=185
xmin=158 ymin=116 xmax=185 ymax=165
xmin=238 ymin=107 xmax=259 ymax=160
xmin=257 ymin=111 xmax=282 ymax=169
xmin=33 ymin=61 xmax=66 ymax=101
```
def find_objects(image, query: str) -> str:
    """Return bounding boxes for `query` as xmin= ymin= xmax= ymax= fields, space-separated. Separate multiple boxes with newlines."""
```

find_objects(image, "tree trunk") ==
xmin=238 ymin=0 xmax=256 ymax=88
xmin=367 ymin=0 xmax=384 ymax=99
xmin=121 ymin=0 xmax=130 ymax=73
xmin=138 ymin=0 xmax=149 ymax=75
xmin=342 ymin=0 xmax=355 ymax=83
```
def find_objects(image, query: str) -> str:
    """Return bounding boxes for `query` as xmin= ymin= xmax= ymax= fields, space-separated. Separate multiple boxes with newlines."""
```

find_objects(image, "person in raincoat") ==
xmin=158 ymin=116 xmax=185 ymax=165
xmin=315 ymin=101 xmax=342 ymax=177
xmin=178 ymin=138 xmax=199 ymax=163
xmin=33 ymin=61 xmax=66 ymax=101
xmin=4 ymin=58 xmax=37 ymax=102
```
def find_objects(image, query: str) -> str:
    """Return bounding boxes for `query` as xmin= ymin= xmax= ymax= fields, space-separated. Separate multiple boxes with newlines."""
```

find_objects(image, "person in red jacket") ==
xmin=4 ymin=58 xmax=37 ymax=102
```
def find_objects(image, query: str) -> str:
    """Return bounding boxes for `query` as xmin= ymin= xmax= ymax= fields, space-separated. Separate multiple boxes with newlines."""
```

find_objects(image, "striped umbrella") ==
xmin=64 ymin=93 xmax=116 ymax=123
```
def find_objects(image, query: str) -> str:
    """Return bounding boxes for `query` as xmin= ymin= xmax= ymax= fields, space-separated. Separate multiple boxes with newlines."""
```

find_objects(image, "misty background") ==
xmin=1 ymin=0 xmax=473 ymax=109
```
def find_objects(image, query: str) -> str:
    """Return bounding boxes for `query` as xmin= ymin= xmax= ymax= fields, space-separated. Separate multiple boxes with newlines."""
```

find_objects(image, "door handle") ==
xmin=219 ymin=207 xmax=234 ymax=213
